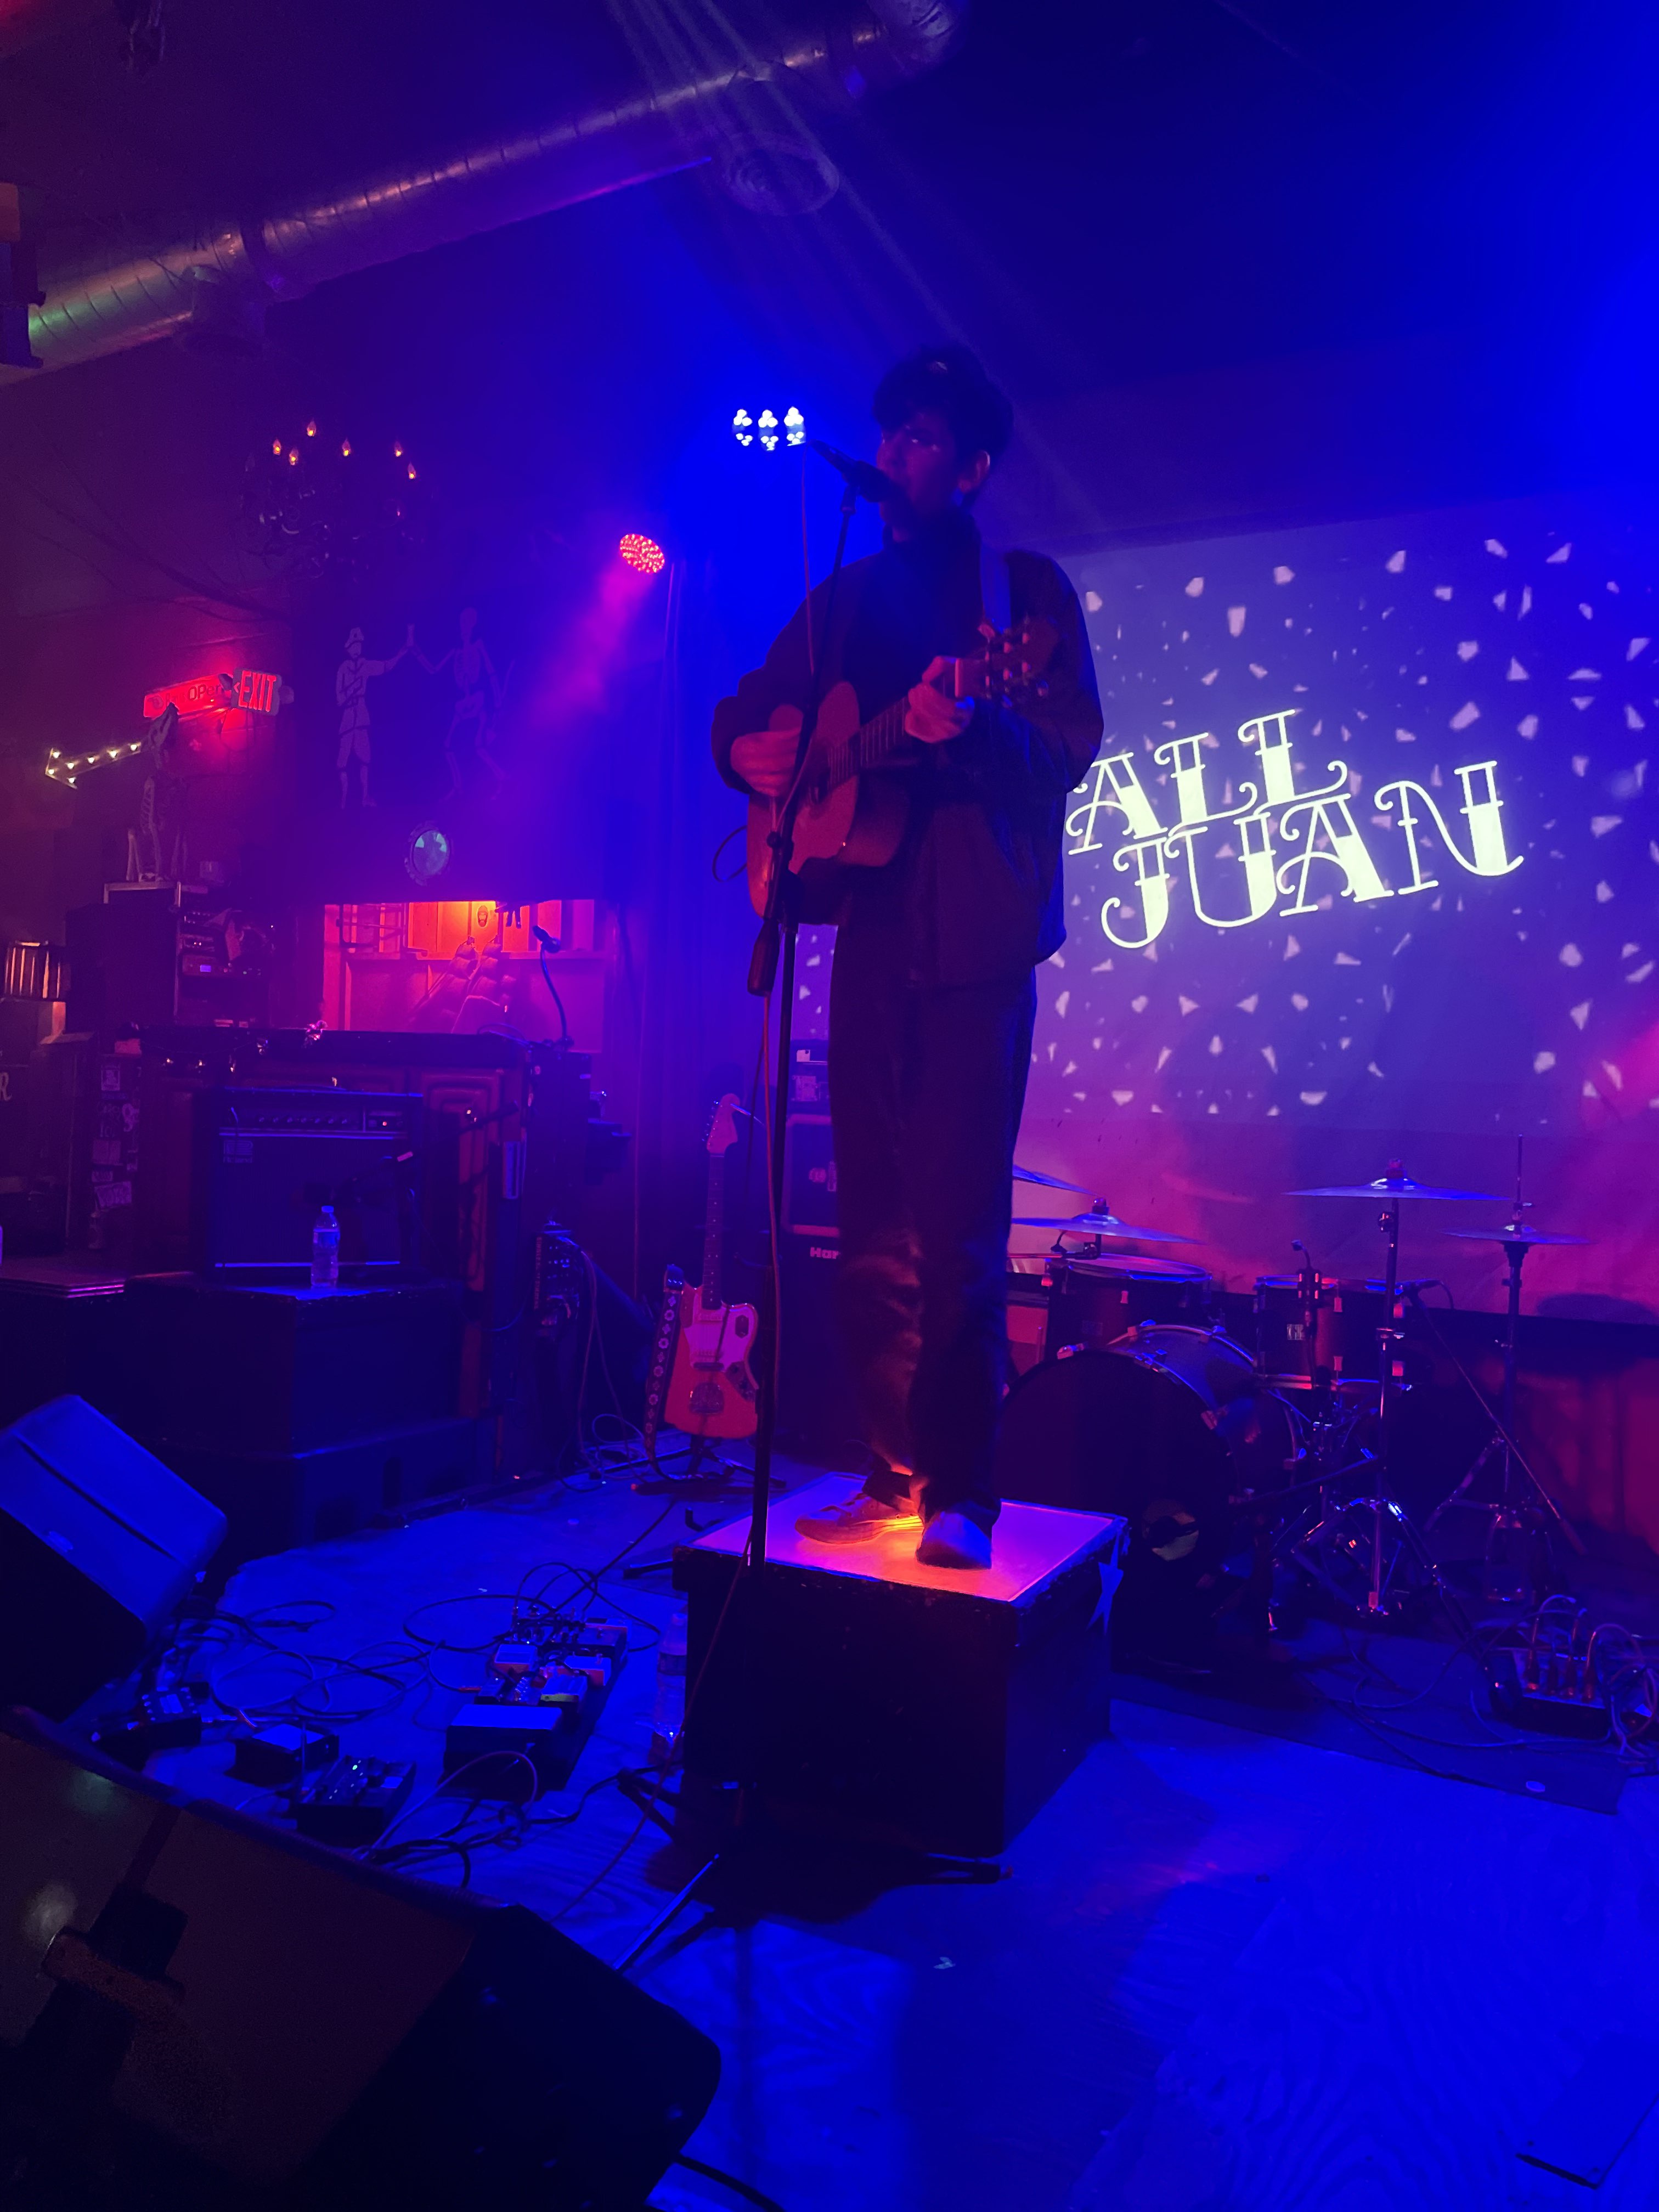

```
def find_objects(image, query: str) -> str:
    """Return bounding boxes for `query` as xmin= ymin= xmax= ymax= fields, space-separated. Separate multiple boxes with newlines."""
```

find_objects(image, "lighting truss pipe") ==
xmin=22 ymin=0 xmax=967 ymax=376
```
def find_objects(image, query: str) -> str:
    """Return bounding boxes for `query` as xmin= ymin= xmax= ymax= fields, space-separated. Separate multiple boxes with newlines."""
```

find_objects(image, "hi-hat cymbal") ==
xmin=1290 ymin=1175 xmax=1503 ymax=1202
xmin=1012 ymin=1163 xmax=1093 ymax=1195
xmin=1011 ymin=1210 xmax=1196 ymax=1243
xmin=1444 ymin=1223 xmax=1589 ymax=1247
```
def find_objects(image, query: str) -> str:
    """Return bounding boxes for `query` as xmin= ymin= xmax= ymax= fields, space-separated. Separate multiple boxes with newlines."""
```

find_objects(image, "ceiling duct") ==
xmin=19 ymin=0 xmax=967 ymax=377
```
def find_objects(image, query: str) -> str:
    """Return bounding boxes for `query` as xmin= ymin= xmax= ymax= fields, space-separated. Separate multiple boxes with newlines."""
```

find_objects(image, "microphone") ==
xmin=809 ymin=439 xmax=898 ymax=505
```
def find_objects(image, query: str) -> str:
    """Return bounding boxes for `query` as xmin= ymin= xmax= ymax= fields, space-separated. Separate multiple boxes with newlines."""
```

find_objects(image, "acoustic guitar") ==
xmin=744 ymin=616 xmax=1060 ymax=917
xmin=663 ymin=1093 xmax=760 ymax=1442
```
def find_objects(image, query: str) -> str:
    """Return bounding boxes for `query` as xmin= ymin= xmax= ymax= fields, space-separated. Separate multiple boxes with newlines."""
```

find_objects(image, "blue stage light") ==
xmin=733 ymin=405 xmax=805 ymax=452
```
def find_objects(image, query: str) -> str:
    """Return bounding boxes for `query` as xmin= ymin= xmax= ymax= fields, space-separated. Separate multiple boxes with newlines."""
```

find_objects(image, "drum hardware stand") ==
xmin=1412 ymin=1268 xmax=1584 ymax=1568
xmin=1419 ymin=1140 xmax=1587 ymax=1593
xmin=1294 ymin=1167 xmax=1469 ymax=1633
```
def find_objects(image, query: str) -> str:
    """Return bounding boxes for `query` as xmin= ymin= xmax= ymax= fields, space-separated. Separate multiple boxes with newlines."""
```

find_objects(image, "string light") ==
xmin=304 ymin=420 xmax=317 ymax=438
xmin=43 ymin=735 xmax=176 ymax=784
xmin=618 ymin=533 xmax=667 ymax=576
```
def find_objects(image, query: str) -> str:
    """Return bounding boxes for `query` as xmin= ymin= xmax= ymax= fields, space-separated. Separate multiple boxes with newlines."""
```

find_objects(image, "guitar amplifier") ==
xmin=783 ymin=1039 xmax=836 ymax=1237
xmin=193 ymin=1086 xmax=421 ymax=1271
xmin=777 ymin=1040 xmax=854 ymax=1451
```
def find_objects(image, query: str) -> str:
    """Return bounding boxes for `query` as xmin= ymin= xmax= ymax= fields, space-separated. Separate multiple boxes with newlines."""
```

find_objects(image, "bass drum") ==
xmin=994 ymin=1327 xmax=1300 ymax=1665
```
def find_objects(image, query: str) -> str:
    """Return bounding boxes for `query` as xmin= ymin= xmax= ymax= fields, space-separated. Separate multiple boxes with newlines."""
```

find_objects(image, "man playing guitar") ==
xmin=713 ymin=347 xmax=1102 ymax=1569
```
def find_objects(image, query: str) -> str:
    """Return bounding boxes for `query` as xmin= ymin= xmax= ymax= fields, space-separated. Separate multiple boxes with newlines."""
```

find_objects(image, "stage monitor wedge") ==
xmin=0 ymin=1710 xmax=721 ymax=2205
xmin=0 ymin=1395 xmax=226 ymax=1718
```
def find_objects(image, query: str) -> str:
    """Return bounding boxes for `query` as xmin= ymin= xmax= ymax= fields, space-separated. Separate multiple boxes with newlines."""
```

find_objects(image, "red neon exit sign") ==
xmin=142 ymin=669 xmax=284 ymax=719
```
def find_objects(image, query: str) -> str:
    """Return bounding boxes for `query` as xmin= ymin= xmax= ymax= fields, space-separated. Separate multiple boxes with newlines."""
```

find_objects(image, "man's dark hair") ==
xmin=872 ymin=345 xmax=1014 ymax=466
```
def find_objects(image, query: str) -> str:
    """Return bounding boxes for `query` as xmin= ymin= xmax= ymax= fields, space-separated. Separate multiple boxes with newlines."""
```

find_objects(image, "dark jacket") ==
xmin=710 ymin=509 xmax=1103 ymax=988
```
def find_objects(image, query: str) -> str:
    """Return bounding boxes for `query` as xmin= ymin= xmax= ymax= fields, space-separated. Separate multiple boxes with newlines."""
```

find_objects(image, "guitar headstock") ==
xmin=705 ymin=1092 xmax=743 ymax=1155
xmin=960 ymin=616 xmax=1060 ymax=704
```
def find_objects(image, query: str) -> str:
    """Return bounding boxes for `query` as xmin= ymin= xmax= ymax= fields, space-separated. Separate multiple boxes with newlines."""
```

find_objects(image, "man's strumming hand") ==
xmin=904 ymin=657 xmax=973 ymax=745
xmin=730 ymin=727 xmax=799 ymax=800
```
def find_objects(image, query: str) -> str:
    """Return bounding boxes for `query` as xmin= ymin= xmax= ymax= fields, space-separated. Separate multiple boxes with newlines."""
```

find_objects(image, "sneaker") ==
xmin=794 ymin=1489 xmax=921 ymax=1545
xmin=916 ymin=1509 xmax=992 ymax=1571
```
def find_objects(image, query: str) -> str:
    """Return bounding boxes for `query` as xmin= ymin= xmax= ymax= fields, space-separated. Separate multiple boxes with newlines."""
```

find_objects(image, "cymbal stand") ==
xmin=1291 ymin=1161 xmax=1466 ymax=1629
xmin=1418 ymin=1191 xmax=1585 ymax=1583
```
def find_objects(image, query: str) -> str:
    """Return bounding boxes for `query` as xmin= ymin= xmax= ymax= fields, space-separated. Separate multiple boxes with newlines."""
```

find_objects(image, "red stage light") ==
xmin=619 ymin=533 xmax=666 ymax=576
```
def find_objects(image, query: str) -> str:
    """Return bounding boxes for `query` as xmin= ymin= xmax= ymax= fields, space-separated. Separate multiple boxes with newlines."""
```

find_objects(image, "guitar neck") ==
xmin=700 ymin=1149 xmax=726 ymax=1307
xmin=813 ymin=646 xmax=990 ymax=794
xmin=814 ymin=696 xmax=913 ymax=795
xmin=798 ymin=618 xmax=1051 ymax=801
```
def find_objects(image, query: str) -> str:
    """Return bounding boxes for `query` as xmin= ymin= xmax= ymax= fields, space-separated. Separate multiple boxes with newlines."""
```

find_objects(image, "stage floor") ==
xmin=146 ymin=1460 xmax=1659 ymax=2212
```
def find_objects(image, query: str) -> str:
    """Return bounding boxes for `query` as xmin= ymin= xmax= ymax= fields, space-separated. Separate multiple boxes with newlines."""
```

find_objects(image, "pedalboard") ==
xmin=294 ymin=1756 xmax=417 ymax=1846
xmin=89 ymin=1686 xmax=206 ymax=1769
xmin=443 ymin=1618 xmax=626 ymax=1798
xmin=1486 ymin=1646 xmax=1611 ymax=1740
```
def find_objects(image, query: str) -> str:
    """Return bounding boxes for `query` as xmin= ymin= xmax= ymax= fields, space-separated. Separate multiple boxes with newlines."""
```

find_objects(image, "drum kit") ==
xmin=1001 ymin=1147 xmax=1588 ymax=1656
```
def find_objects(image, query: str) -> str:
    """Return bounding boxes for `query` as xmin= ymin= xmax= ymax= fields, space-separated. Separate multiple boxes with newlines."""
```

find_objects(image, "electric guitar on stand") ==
xmin=664 ymin=1094 xmax=760 ymax=1443
xmin=745 ymin=614 xmax=1059 ymax=917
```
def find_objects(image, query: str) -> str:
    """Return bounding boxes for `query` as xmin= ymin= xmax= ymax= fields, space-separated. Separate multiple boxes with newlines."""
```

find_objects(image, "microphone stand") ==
xmin=746 ymin=475 xmax=860 ymax=1582
xmin=628 ymin=478 xmax=1002 ymax=1962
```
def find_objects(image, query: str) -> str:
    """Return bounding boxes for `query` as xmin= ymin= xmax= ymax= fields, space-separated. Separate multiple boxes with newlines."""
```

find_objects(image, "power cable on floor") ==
xmin=668 ymin=2151 xmax=791 ymax=2212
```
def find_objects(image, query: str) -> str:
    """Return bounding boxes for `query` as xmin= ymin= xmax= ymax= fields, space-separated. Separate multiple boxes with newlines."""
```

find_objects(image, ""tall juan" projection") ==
xmin=1064 ymin=708 xmax=1523 ymax=951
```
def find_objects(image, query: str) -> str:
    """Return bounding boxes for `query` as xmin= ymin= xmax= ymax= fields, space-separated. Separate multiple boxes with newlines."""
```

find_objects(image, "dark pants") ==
xmin=827 ymin=927 xmax=1036 ymax=1530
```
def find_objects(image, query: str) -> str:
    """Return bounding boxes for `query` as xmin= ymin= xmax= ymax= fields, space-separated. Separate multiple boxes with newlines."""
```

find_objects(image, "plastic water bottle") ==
xmin=311 ymin=1204 xmax=340 ymax=1290
xmin=649 ymin=1607 xmax=688 ymax=1768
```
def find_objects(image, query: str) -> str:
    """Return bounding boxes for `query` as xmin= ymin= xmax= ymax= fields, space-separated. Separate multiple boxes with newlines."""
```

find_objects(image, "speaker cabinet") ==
xmin=0 ymin=1397 xmax=226 ymax=1718
xmin=0 ymin=1711 xmax=720 ymax=2206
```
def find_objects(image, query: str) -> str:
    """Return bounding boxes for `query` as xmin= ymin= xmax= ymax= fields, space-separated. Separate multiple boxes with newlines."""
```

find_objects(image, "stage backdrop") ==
xmin=792 ymin=493 xmax=1659 ymax=1319
xmin=1015 ymin=492 xmax=1659 ymax=1317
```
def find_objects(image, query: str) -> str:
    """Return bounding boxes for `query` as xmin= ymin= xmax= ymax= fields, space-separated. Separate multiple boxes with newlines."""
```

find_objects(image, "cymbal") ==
xmin=1012 ymin=1163 xmax=1093 ymax=1195
xmin=1444 ymin=1223 xmax=1588 ymax=1247
xmin=1290 ymin=1176 xmax=1503 ymax=1202
xmin=1011 ymin=1210 xmax=1197 ymax=1243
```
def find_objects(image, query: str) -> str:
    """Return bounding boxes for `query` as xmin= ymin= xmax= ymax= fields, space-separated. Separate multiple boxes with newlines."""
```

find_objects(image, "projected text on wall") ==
xmin=1066 ymin=707 xmax=1522 ymax=951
